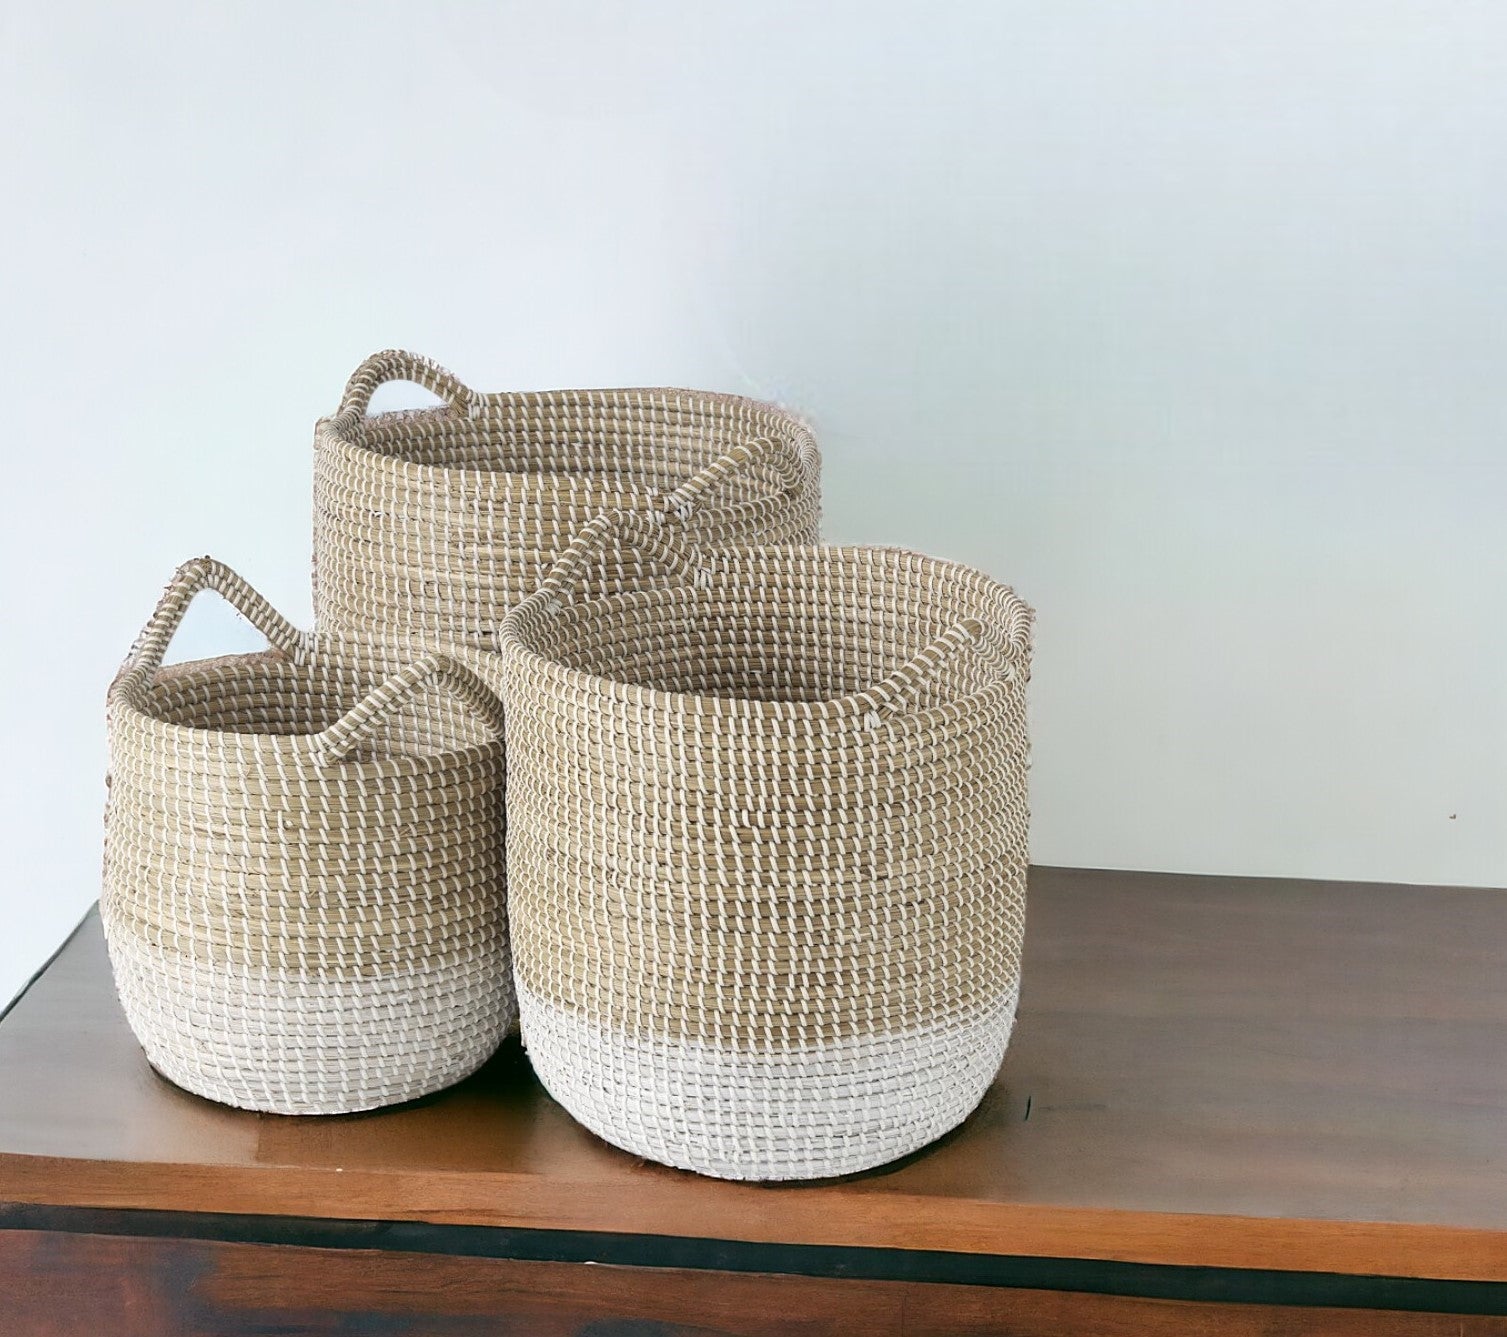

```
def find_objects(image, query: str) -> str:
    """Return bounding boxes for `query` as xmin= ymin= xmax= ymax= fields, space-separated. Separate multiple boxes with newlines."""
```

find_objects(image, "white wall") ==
xmin=2 ymin=2 xmax=1504 ymax=1004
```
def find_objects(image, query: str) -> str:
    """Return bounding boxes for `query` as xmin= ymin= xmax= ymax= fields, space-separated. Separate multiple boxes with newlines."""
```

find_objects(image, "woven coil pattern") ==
xmin=313 ymin=349 xmax=822 ymax=648
xmin=498 ymin=513 xmax=1033 ymax=1180
xmin=102 ymin=557 xmax=513 ymax=1115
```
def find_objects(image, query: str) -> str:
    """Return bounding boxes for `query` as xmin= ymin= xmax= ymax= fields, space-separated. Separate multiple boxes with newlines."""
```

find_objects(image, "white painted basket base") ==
xmin=107 ymin=935 xmax=515 ymax=1115
xmin=518 ymin=983 xmax=1019 ymax=1181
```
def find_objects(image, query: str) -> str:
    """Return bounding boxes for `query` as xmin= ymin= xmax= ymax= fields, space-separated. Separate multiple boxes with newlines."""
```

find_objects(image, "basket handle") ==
xmin=659 ymin=434 xmax=807 ymax=523
xmin=310 ymin=652 xmax=507 ymax=766
xmin=117 ymin=556 xmax=308 ymax=688
xmin=856 ymin=606 xmax=1033 ymax=724
xmin=522 ymin=510 xmax=708 ymax=615
xmin=332 ymin=349 xmax=482 ymax=423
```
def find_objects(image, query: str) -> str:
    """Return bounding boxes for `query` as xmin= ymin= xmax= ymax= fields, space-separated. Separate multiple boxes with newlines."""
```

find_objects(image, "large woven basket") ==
xmin=313 ymin=349 xmax=822 ymax=648
xmin=102 ymin=557 xmax=513 ymax=1115
xmin=498 ymin=513 xmax=1034 ymax=1180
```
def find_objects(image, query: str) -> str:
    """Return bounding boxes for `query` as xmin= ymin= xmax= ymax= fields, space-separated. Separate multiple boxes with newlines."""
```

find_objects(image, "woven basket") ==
xmin=498 ymin=513 xmax=1033 ymax=1180
xmin=312 ymin=349 xmax=822 ymax=648
xmin=101 ymin=557 xmax=512 ymax=1115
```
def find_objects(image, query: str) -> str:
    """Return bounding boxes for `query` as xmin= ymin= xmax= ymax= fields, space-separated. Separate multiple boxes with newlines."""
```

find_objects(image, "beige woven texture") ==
xmin=101 ymin=558 xmax=513 ymax=1115
xmin=499 ymin=513 xmax=1033 ymax=1180
xmin=313 ymin=349 xmax=822 ymax=649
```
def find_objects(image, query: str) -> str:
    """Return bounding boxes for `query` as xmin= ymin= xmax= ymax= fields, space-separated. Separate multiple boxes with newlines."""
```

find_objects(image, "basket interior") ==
xmin=348 ymin=395 xmax=805 ymax=505
xmin=535 ymin=552 xmax=1021 ymax=711
xmin=140 ymin=655 xmax=495 ymax=759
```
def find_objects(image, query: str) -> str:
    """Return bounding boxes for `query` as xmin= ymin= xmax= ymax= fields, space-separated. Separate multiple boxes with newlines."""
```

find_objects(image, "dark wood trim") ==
xmin=5 ymin=1203 xmax=1505 ymax=1316
xmin=13 ymin=1229 xmax=1505 ymax=1337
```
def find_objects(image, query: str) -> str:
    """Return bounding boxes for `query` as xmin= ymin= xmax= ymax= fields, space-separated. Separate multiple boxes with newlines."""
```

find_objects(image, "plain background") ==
xmin=1 ymin=3 xmax=1503 ymax=1006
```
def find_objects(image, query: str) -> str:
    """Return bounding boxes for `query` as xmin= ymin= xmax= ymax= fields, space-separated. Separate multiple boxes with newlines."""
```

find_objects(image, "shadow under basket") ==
xmin=101 ymin=557 xmax=512 ymax=1115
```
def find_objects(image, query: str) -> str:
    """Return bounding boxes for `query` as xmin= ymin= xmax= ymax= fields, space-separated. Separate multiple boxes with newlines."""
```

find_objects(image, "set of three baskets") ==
xmin=103 ymin=349 xmax=1033 ymax=1181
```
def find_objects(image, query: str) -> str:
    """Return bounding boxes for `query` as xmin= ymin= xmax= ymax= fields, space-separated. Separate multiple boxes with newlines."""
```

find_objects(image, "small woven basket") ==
xmin=313 ymin=349 xmax=822 ymax=648
xmin=102 ymin=557 xmax=512 ymax=1115
xmin=499 ymin=514 xmax=1033 ymax=1180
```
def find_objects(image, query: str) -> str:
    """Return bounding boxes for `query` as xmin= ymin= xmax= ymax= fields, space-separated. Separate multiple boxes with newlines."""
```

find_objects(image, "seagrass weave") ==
xmin=313 ymin=349 xmax=822 ymax=648
xmin=101 ymin=557 xmax=512 ymax=1115
xmin=499 ymin=513 xmax=1033 ymax=1180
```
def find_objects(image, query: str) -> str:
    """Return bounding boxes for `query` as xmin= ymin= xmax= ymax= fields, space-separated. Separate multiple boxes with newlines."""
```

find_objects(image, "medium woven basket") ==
xmin=313 ymin=349 xmax=823 ymax=648
xmin=498 ymin=513 xmax=1033 ymax=1180
xmin=101 ymin=557 xmax=513 ymax=1115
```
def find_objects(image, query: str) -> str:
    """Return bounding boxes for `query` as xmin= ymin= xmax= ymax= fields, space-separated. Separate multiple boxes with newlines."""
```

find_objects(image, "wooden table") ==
xmin=2 ymin=866 xmax=1505 ymax=1335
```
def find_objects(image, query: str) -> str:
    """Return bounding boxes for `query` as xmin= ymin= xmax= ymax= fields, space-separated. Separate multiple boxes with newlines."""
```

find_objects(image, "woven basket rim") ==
xmin=315 ymin=432 xmax=808 ymax=528
xmin=499 ymin=544 xmax=1032 ymax=728
xmin=316 ymin=389 xmax=821 ymax=489
xmin=108 ymin=644 xmax=504 ymax=775
xmin=326 ymin=382 xmax=817 ymax=419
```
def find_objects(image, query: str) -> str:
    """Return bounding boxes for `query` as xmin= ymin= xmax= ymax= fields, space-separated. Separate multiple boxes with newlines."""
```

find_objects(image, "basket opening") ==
xmin=348 ymin=399 xmax=800 ymax=504
xmin=537 ymin=557 xmax=1013 ymax=711
xmin=139 ymin=657 xmax=494 ymax=759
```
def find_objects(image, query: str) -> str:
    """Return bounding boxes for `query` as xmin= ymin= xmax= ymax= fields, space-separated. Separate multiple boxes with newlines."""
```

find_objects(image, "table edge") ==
xmin=3 ymin=1151 xmax=1505 ymax=1284
xmin=3 ymin=1198 xmax=1507 ymax=1316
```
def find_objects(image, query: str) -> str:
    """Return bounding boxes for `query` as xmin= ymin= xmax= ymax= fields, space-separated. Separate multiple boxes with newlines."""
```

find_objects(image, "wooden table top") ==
xmin=2 ymin=866 xmax=1504 ymax=1284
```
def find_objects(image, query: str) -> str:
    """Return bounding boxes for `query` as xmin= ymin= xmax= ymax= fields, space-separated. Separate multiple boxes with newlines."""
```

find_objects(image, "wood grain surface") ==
xmin=1 ymin=867 xmax=1504 ymax=1281
xmin=5 ymin=1230 xmax=1507 ymax=1337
